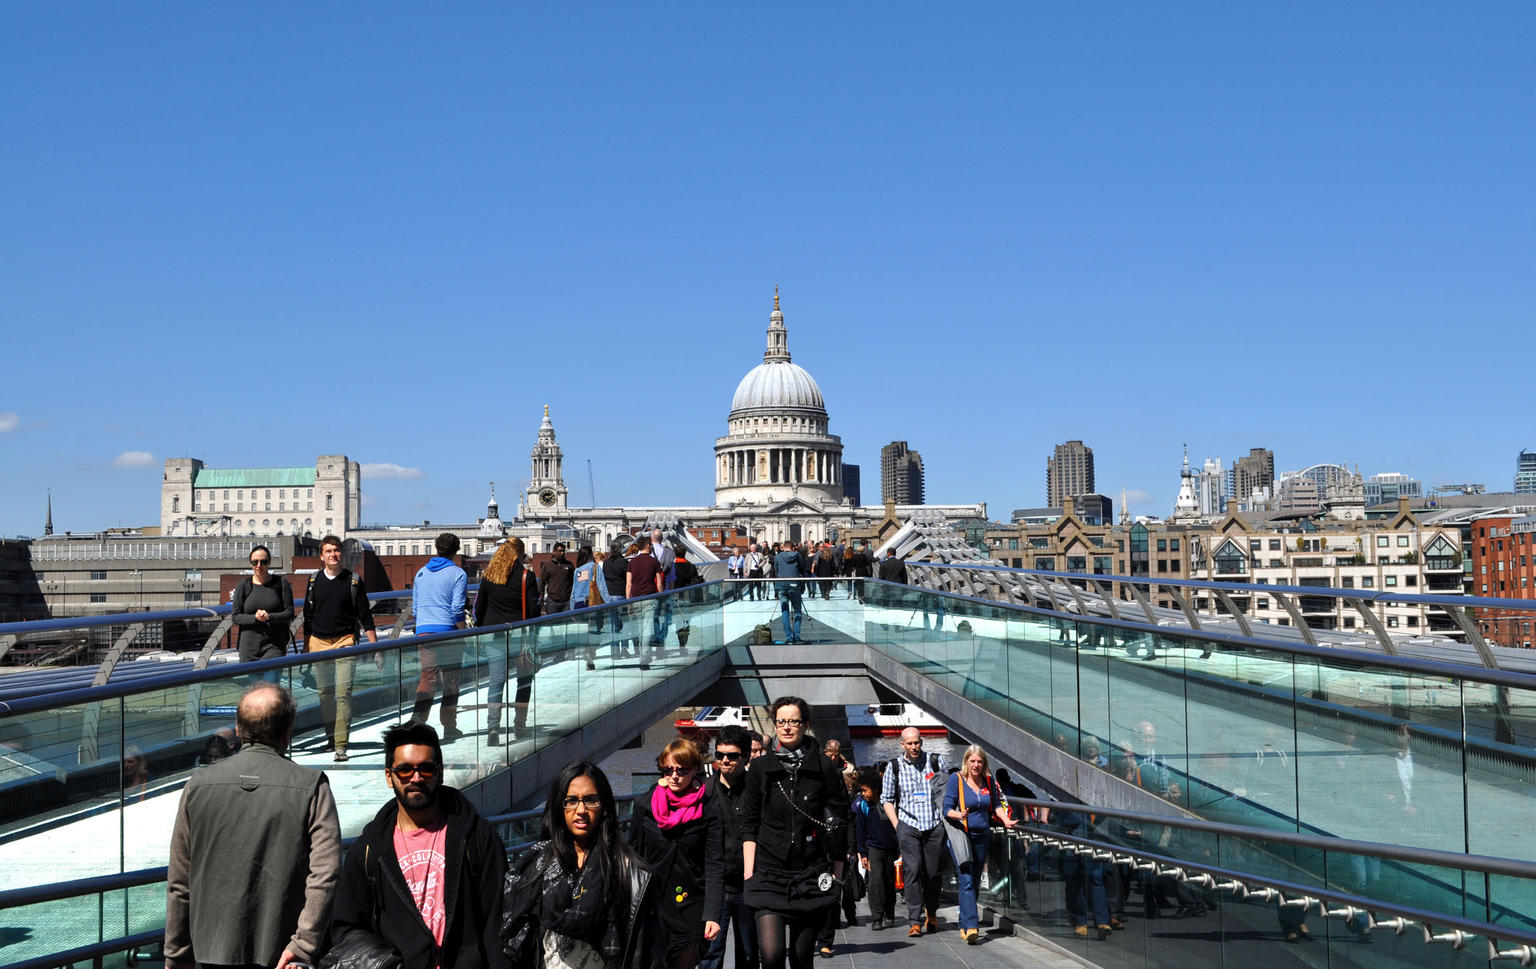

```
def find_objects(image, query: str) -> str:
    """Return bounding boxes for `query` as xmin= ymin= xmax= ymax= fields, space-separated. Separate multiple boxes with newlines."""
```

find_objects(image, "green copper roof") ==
xmin=192 ymin=467 xmax=316 ymax=489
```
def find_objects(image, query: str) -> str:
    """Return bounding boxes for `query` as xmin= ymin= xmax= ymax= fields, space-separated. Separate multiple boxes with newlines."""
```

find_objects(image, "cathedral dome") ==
xmin=730 ymin=361 xmax=825 ymax=414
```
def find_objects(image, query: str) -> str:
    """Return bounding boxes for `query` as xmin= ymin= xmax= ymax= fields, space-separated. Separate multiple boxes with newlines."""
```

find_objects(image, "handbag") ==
xmin=945 ymin=776 xmax=975 ymax=869
xmin=319 ymin=930 xmax=401 ymax=969
xmin=319 ymin=845 xmax=402 ymax=969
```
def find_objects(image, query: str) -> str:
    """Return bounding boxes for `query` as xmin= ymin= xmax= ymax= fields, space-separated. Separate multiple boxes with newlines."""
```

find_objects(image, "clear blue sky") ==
xmin=3 ymin=4 xmax=1533 ymax=536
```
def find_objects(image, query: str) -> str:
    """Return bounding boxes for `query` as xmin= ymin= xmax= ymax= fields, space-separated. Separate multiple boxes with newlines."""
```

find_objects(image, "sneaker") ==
xmin=819 ymin=947 xmax=833 ymax=959
xmin=1097 ymin=924 xmax=1112 ymax=940
xmin=908 ymin=924 xmax=923 ymax=937
xmin=962 ymin=928 xmax=979 ymax=945
xmin=1074 ymin=925 xmax=1089 ymax=937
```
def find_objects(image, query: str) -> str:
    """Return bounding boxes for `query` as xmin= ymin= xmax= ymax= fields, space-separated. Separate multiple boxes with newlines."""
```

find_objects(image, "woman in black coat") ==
xmin=629 ymin=738 xmax=714 ymax=969
xmin=472 ymin=537 xmax=541 ymax=745
xmin=503 ymin=761 xmax=662 ymax=969
xmin=741 ymin=697 xmax=849 ymax=969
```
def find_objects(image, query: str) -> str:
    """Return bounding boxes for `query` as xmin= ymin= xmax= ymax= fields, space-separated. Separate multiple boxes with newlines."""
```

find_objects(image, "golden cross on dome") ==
xmin=774 ymin=285 xmax=780 ymax=311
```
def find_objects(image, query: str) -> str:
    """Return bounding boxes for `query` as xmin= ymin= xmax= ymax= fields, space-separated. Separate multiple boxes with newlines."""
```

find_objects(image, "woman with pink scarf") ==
xmin=629 ymin=737 xmax=715 ymax=969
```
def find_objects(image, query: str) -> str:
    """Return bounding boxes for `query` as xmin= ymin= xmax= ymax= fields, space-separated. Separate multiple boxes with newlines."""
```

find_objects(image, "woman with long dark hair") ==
xmin=629 ymin=738 xmax=714 ymax=969
xmin=741 ymin=697 xmax=849 ymax=969
xmin=503 ymin=762 xmax=660 ymax=969
xmin=473 ymin=537 xmax=541 ymax=745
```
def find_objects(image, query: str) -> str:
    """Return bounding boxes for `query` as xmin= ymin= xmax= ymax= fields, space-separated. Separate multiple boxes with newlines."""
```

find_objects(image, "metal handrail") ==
xmin=0 ymin=793 xmax=639 ymax=911
xmin=0 ymin=587 xmax=418 ymax=637
xmin=872 ymin=573 xmax=1536 ymax=688
xmin=1020 ymin=824 xmax=1536 ymax=949
xmin=1007 ymin=798 xmax=1536 ymax=880
xmin=0 ymin=582 xmax=722 ymax=716
xmin=924 ymin=561 xmax=1530 ymax=611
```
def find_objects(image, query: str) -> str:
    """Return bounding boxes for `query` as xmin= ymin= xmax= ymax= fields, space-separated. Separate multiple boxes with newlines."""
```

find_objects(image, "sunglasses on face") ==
xmin=251 ymin=558 xmax=270 ymax=566
xmin=659 ymin=765 xmax=694 ymax=776
xmin=390 ymin=763 xmax=440 ymax=780
xmin=715 ymin=750 xmax=743 ymax=761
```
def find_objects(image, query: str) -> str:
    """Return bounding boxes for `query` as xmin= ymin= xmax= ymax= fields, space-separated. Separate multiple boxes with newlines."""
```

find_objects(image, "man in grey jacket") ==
xmin=165 ymin=682 xmax=342 ymax=969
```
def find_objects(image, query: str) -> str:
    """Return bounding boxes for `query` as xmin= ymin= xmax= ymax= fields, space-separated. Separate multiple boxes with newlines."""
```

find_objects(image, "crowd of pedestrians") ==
xmin=170 ymin=682 xmax=1052 ymax=969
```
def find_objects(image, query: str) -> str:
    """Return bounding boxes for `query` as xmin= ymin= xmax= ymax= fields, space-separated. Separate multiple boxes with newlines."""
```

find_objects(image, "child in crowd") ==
xmin=853 ymin=766 xmax=900 ymax=930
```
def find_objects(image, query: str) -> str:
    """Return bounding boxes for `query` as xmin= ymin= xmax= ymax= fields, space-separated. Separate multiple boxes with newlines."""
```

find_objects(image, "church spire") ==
xmin=764 ymin=286 xmax=791 ymax=363
xmin=45 ymin=490 xmax=53 ymax=536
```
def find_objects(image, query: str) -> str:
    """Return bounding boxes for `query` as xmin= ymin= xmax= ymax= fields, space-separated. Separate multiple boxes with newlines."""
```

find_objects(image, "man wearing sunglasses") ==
xmin=329 ymin=722 xmax=509 ymax=969
xmin=700 ymin=724 xmax=759 ymax=969
xmin=230 ymin=545 xmax=294 ymax=674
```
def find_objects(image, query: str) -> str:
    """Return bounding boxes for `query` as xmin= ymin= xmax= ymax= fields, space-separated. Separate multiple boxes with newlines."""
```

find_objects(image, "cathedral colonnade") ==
xmin=718 ymin=448 xmax=843 ymax=487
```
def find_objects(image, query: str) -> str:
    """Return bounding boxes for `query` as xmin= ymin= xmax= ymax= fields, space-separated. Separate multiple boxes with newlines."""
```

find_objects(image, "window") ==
xmin=90 ymin=593 xmax=107 ymax=603
xmin=1257 ymin=598 xmax=1269 ymax=609
xmin=1405 ymin=575 xmax=1417 ymax=587
xmin=193 ymin=499 xmax=201 ymax=512
xmin=279 ymin=502 xmax=285 ymax=511
xmin=223 ymin=502 xmax=229 ymax=512
xmin=1378 ymin=536 xmax=1390 ymax=547
xmin=265 ymin=489 xmax=272 ymax=499
xmin=1157 ymin=539 xmax=1167 ymax=552
xmin=1269 ymin=558 xmax=1283 ymax=567
xmin=1341 ymin=577 xmax=1354 ymax=589
xmin=90 ymin=570 xmax=107 ymax=580
xmin=1157 ymin=559 xmax=1168 ymax=573
xmin=1213 ymin=540 xmax=1247 ymax=575
xmin=1170 ymin=539 xmax=1180 ymax=551
xmin=1343 ymin=617 xmax=1356 ymax=629
xmin=265 ymin=502 xmax=272 ymax=511
xmin=279 ymin=489 xmax=286 ymax=499
xmin=308 ymin=488 xmax=313 ymax=498
xmin=326 ymin=494 xmax=335 ymax=511
xmin=238 ymin=502 xmax=244 ymax=511
xmin=1036 ymin=557 xmax=1055 ymax=571
xmin=1386 ymin=576 xmax=1397 ymax=587
xmin=1362 ymin=577 xmax=1375 ymax=588
xmin=172 ymin=496 xmax=180 ymax=513
xmin=184 ymin=592 xmax=202 ymax=603
xmin=1094 ymin=556 xmax=1112 ymax=573
xmin=1067 ymin=556 xmax=1086 ymax=572
xmin=1387 ymin=616 xmax=1399 ymax=628
xmin=1398 ymin=536 xmax=1410 ymax=547
xmin=1249 ymin=540 xmax=1262 ymax=551
xmin=1408 ymin=616 xmax=1419 ymax=627
xmin=185 ymin=569 xmax=202 ymax=580
xmin=1268 ymin=539 xmax=1281 ymax=550
xmin=1008 ymin=539 xmax=1019 ymax=550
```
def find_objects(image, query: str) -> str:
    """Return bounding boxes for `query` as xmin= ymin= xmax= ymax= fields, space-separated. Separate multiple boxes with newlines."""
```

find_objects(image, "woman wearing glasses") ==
xmin=628 ymin=738 xmax=714 ymax=969
xmin=230 ymin=545 xmax=294 ymax=673
xmin=741 ymin=697 xmax=849 ymax=969
xmin=504 ymin=761 xmax=661 ymax=969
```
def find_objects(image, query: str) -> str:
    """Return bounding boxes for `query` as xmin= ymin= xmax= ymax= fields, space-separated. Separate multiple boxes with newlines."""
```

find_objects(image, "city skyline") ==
xmin=3 ymin=6 xmax=1533 ymax=536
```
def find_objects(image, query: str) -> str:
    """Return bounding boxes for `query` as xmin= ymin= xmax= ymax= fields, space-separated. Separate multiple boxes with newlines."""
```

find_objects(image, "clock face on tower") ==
xmin=539 ymin=488 xmax=557 ymax=506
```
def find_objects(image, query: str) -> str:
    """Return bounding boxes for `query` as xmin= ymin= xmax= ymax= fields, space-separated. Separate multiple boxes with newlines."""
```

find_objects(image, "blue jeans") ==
xmin=1062 ymin=853 xmax=1109 ymax=928
xmin=778 ymin=585 xmax=803 ymax=642
xmin=698 ymin=889 xmax=757 ymax=969
xmin=947 ymin=834 xmax=989 ymax=930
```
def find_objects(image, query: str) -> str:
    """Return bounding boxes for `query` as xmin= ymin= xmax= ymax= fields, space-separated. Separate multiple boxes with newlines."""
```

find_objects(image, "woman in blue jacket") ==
xmin=942 ymin=744 xmax=1019 ymax=944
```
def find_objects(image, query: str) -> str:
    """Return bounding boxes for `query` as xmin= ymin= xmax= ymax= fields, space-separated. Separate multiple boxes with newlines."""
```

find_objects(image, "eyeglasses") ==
xmin=715 ymin=750 xmax=743 ymax=761
xmin=250 ymin=558 xmax=270 ymax=566
xmin=389 ymin=763 xmax=440 ymax=780
xmin=774 ymin=718 xmax=804 ymax=727
xmin=659 ymin=765 xmax=694 ymax=776
xmin=563 ymin=794 xmax=603 ymax=810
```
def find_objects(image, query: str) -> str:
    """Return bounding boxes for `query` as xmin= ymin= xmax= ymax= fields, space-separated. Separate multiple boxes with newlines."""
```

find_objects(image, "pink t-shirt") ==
xmin=394 ymin=820 xmax=448 ymax=958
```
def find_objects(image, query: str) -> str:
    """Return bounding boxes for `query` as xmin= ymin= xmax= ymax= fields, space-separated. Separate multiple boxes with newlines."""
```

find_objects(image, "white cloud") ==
xmin=111 ymin=450 xmax=157 ymax=470
xmin=0 ymin=412 xmax=18 ymax=433
xmin=362 ymin=462 xmax=425 ymax=480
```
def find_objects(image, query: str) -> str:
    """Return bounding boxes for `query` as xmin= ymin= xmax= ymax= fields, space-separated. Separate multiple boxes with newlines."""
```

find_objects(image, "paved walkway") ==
xmin=725 ymin=903 xmax=1086 ymax=969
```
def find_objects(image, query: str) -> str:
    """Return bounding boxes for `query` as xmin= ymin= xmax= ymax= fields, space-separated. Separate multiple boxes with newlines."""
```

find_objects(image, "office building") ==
xmin=1046 ymin=440 xmax=1095 ymax=507
xmin=881 ymin=441 xmax=926 ymax=505
xmin=1517 ymin=451 xmax=1536 ymax=495
xmin=1232 ymin=448 xmax=1275 ymax=505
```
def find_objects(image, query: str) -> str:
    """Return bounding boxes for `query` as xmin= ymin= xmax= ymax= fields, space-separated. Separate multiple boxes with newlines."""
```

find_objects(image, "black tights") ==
xmin=756 ymin=912 xmax=818 ymax=969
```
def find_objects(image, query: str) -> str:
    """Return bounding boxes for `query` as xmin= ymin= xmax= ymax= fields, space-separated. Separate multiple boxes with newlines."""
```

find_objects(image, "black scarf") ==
xmin=506 ymin=844 xmax=624 ymax=965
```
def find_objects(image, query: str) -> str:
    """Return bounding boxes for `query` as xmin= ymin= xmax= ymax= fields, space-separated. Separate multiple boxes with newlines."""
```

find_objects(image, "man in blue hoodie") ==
xmin=411 ymin=533 xmax=468 ymax=739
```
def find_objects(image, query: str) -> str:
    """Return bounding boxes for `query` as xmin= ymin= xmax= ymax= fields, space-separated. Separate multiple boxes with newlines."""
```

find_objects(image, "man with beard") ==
xmin=329 ymin=723 xmax=508 ymax=969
